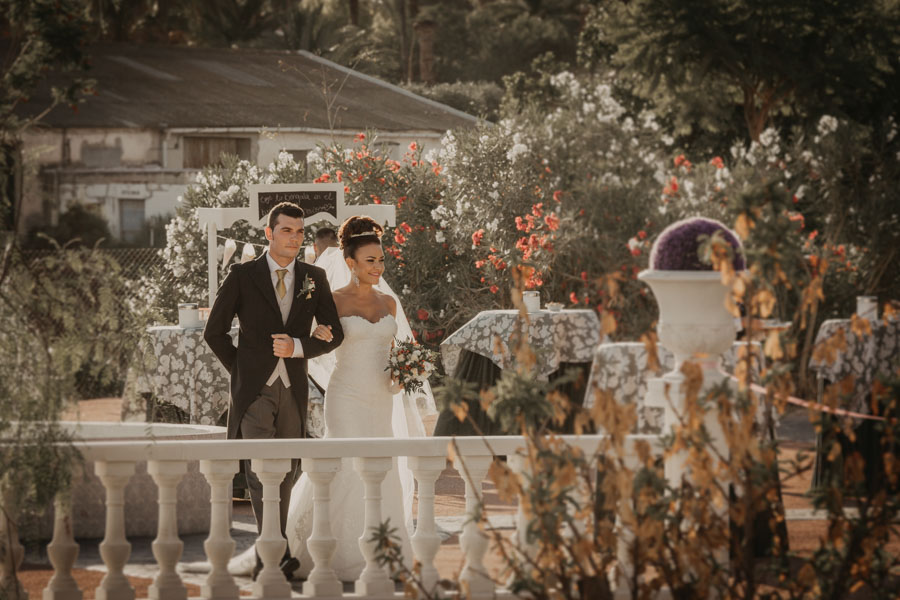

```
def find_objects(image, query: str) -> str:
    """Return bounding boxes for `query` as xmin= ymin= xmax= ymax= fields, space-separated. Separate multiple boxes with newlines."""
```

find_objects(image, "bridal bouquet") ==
xmin=387 ymin=340 xmax=439 ymax=394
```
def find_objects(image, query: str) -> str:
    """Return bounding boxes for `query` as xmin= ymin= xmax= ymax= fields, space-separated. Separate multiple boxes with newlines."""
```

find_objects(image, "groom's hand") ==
xmin=272 ymin=334 xmax=294 ymax=358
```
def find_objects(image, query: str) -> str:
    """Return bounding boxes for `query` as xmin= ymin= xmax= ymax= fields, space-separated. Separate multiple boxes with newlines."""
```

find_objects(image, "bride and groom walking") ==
xmin=204 ymin=202 xmax=425 ymax=582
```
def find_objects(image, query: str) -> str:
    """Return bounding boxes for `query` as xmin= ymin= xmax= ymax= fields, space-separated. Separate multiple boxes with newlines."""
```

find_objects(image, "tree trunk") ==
xmin=396 ymin=0 xmax=409 ymax=82
xmin=348 ymin=0 xmax=360 ymax=27
xmin=414 ymin=20 xmax=437 ymax=84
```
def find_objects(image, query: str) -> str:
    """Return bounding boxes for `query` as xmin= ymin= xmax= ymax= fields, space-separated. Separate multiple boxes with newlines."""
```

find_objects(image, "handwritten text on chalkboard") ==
xmin=257 ymin=190 xmax=338 ymax=222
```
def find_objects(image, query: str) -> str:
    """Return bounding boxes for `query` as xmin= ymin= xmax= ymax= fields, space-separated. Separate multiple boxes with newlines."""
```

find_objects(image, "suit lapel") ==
xmin=286 ymin=259 xmax=307 ymax=325
xmin=251 ymin=253 xmax=281 ymax=317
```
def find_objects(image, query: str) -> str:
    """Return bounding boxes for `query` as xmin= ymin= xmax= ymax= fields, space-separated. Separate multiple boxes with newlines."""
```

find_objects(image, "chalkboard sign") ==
xmin=250 ymin=183 xmax=344 ymax=225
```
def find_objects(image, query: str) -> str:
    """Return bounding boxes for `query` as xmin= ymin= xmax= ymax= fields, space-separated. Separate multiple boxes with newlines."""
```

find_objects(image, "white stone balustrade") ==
xmin=2 ymin=435 xmax=662 ymax=599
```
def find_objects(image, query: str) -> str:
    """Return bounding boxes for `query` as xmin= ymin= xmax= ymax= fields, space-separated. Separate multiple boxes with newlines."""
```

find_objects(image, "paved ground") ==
xmin=19 ymin=398 xmax=839 ymax=597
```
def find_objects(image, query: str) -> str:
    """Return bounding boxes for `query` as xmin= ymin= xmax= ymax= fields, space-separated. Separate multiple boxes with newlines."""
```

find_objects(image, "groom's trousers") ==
xmin=240 ymin=379 xmax=302 ymax=538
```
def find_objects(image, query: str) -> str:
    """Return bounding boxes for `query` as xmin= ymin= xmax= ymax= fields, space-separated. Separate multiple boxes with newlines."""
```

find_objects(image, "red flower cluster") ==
xmin=674 ymin=154 xmax=693 ymax=171
xmin=471 ymin=229 xmax=485 ymax=246
xmin=709 ymin=156 xmax=725 ymax=169
xmin=524 ymin=270 xmax=543 ymax=289
xmin=663 ymin=176 xmax=679 ymax=196
xmin=544 ymin=213 xmax=560 ymax=231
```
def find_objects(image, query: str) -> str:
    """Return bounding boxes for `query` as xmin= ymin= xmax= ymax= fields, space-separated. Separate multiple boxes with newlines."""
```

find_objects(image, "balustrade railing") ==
xmin=4 ymin=434 xmax=661 ymax=600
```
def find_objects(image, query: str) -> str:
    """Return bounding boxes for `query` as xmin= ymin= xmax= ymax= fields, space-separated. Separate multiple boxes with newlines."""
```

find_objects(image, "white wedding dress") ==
xmin=286 ymin=313 xmax=413 ymax=580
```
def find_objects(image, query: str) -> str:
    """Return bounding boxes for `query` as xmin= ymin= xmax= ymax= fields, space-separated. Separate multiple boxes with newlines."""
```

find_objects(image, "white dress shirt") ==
xmin=265 ymin=252 xmax=305 ymax=387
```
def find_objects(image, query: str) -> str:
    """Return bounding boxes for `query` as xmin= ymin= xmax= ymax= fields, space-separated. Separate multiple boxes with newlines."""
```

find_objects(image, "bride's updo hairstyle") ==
xmin=338 ymin=215 xmax=384 ymax=259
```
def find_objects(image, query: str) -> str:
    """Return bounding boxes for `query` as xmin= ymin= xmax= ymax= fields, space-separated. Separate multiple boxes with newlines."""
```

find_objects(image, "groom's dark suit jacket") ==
xmin=204 ymin=253 xmax=343 ymax=440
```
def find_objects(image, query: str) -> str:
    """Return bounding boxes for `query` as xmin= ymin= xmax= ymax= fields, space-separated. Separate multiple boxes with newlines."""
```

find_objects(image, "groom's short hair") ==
xmin=266 ymin=202 xmax=305 ymax=229
xmin=315 ymin=227 xmax=338 ymax=245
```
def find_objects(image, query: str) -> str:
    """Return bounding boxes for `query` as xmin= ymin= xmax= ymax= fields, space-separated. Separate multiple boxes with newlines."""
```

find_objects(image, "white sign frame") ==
xmin=196 ymin=183 xmax=396 ymax=306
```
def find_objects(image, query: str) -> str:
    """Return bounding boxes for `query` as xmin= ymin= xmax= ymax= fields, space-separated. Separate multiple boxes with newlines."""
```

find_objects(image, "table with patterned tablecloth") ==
xmin=807 ymin=317 xmax=899 ymax=490
xmin=434 ymin=309 xmax=602 ymax=436
xmin=440 ymin=309 xmax=602 ymax=378
xmin=808 ymin=317 xmax=900 ymax=416
xmin=584 ymin=341 xmax=763 ymax=434
xmin=138 ymin=325 xmax=324 ymax=435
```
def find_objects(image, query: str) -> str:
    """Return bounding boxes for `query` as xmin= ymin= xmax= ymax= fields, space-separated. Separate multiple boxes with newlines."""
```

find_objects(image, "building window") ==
xmin=375 ymin=142 xmax=400 ymax=161
xmin=119 ymin=198 xmax=145 ymax=244
xmin=183 ymin=136 xmax=251 ymax=169
xmin=286 ymin=149 xmax=309 ymax=164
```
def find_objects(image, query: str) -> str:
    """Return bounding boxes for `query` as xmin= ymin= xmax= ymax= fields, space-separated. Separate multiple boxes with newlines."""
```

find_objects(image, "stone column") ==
xmin=409 ymin=456 xmax=446 ymax=597
xmin=353 ymin=456 xmax=393 ymax=597
xmin=43 ymin=490 xmax=82 ymax=600
xmin=454 ymin=454 xmax=494 ymax=598
xmin=302 ymin=457 xmax=343 ymax=598
xmin=199 ymin=460 xmax=239 ymax=600
xmin=148 ymin=461 xmax=188 ymax=600
xmin=249 ymin=458 xmax=292 ymax=599
xmin=95 ymin=461 xmax=136 ymax=600
xmin=0 ymin=484 xmax=26 ymax=600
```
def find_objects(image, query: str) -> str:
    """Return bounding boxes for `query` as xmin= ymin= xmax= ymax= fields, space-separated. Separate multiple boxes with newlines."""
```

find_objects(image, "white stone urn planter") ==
xmin=638 ymin=216 xmax=746 ymax=493
xmin=637 ymin=269 xmax=737 ymax=375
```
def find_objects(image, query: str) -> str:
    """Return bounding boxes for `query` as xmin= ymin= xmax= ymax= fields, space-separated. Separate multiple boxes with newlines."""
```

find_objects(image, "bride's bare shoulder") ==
xmin=374 ymin=290 xmax=397 ymax=316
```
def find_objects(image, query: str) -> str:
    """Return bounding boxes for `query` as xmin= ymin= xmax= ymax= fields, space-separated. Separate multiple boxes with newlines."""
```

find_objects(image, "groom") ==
xmin=204 ymin=201 xmax=343 ymax=579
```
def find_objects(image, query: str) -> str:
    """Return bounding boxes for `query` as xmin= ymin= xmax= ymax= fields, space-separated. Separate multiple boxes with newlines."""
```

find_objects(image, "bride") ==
xmin=287 ymin=216 xmax=417 ymax=580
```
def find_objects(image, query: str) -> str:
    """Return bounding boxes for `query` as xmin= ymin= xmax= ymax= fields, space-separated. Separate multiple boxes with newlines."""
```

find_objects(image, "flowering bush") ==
xmin=425 ymin=72 xmax=671 ymax=338
xmin=151 ymin=153 xmax=306 ymax=320
xmin=386 ymin=340 xmax=438 ymax=394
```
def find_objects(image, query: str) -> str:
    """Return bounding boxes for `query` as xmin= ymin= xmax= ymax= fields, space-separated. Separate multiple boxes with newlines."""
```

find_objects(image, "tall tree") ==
xmin=605 ymin=0 xmax=900 ymax=142
xmin=1 ymin=0 xmax=92 ymax=232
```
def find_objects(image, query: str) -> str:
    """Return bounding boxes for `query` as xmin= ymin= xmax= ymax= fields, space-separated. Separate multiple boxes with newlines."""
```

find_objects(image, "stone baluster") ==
xmin=353 ymin=456 xmax=394 ymax=597
xmin=95 ymin=461 xmax=136 ymax=600
xmin=249 ymin=458 xmax=292 ymax=599
xmin=148 ymin=461 xmax=188 ymax=600
xmin=302 ymin=457 xmax=343 ymax=598
xmin=43 ymin=489 xmax=82 ymax=600
xmin=453 ymin=454 xmax=494 ymax=598
xmin=199 ymin=460 xmax=239 ymax=600
xmin=0 ymin=484 xmax=26 ymax=600
xmin=506 ymin=454 xmax=537 ymax=565
xmin=409 ymin=456 xmax=446 ymax=598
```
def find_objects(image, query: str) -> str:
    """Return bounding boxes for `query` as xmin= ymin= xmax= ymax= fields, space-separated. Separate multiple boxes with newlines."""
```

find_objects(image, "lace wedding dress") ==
xmin=285 ymin=313 xmax=413 ymax=581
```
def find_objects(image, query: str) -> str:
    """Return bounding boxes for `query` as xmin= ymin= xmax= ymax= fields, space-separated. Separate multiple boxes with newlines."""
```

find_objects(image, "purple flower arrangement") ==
xmin=649 ymin=217 xmax=745 ymax=271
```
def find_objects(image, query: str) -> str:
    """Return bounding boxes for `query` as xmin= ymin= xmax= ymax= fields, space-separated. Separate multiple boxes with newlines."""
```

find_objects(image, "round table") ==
xmin=434 ymin=309 xmax=603 ymax=435
xmin=807 ymin=316 xmax=900 ymax=489
xmin=584 ymin=341 xmax=764 ymax=434
xmin=132 ymin=325 xmax=325 ymax=436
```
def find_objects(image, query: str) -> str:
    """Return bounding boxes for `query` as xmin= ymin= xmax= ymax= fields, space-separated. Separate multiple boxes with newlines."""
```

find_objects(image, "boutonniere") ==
xmin=296 ymin=274 xmax=316 ymax=299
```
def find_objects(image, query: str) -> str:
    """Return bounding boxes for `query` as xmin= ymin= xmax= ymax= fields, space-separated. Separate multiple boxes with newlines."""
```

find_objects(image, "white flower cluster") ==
xmin=387 ymin=340 xmax=438 ymax=394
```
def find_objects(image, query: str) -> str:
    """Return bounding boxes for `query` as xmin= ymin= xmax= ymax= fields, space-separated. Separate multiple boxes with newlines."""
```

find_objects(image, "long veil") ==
xmin=307 ymin=246 xmax=436 ymax=532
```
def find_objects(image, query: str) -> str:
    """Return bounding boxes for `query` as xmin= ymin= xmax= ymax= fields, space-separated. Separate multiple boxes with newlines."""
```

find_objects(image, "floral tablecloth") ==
xmin=440 ymin=309 xmax=603 ymax=379
xmin=139 ymin=325 xmax=324 ymax=435
xmin=808 ymin=317 xmax=900 ymax=415
xmin=584 ymin=341 xmax=763 ymax=434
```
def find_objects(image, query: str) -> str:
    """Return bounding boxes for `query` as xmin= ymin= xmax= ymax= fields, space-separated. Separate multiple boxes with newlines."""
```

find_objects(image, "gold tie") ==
xmin=276 ymin=269 xmax=287 ymax=299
